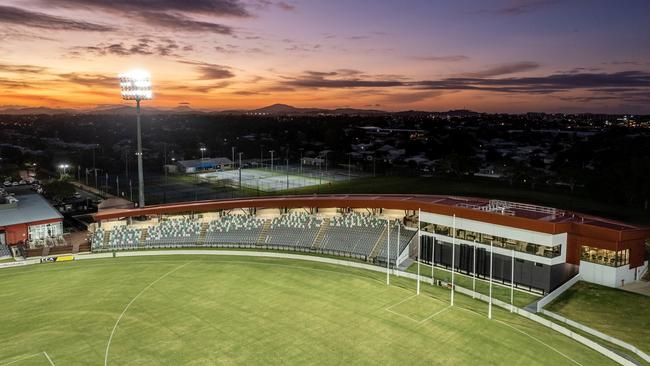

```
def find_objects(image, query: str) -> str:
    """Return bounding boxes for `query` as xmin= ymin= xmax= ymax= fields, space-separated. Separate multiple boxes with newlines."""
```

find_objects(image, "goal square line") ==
xmin=385 ymin=294 xmax=451 ymax=324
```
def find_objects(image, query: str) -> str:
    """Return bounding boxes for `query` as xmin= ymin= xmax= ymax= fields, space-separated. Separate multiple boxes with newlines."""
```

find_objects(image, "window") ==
xmin=28 ymin=222 xmax=63 ymax=241
xmin=581 ymin=246 xmax=629 ymax=267
xmin=419 ymin=221 xmax=561 ymax=258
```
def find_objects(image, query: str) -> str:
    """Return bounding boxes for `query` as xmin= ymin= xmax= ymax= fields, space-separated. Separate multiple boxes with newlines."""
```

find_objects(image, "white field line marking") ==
xmin=0 ymin=353 xmax=41 ymax=366
xmin=454 ymin=305 xmax=584 ymax=366
xmin=104 ymin=262 xmax=191 ymax=366
xmin=385 ymin=294 xmax=451 ymax=325
xmin=385 ymin=294 xmax=418 ymax=311
xmin=0 ymin=351 xmax=54 ymax=366
xmin=416 ymin=305 xmax=452 ymax=326
xmin=42 ymin=352 xmax=55 ymax=366
xmin=385 ymin=308 xmax=420 ymax=323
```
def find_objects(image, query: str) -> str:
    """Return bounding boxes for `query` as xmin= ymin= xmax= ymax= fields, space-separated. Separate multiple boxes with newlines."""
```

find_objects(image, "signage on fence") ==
xmin=41 ymin=255 xmax=75 ymax=263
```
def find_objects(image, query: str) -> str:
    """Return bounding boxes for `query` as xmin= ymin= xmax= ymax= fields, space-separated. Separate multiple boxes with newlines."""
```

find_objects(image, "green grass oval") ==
xmin=0 ymin=256 xmax=616 ymax=365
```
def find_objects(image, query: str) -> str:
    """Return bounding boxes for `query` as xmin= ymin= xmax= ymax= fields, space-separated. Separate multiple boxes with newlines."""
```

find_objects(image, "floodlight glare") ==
xmin=119 ymin=69 xmax=153 ymax=101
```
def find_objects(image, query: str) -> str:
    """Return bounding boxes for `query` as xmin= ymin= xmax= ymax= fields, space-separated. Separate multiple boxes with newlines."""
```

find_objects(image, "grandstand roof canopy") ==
xmin=0 ymin=192 xmax=63 ymax=227
xmin=92 ymin=194 xmax=648 ymax=236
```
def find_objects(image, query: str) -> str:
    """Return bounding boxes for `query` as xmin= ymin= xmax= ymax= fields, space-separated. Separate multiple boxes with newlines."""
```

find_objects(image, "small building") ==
xmin=0 ymin=192 xmax=63 ymax=248
xmin=301 ymin=157 xmax=324 ymax=166
xmin=176 ymin=157 xmax=233 ymax=173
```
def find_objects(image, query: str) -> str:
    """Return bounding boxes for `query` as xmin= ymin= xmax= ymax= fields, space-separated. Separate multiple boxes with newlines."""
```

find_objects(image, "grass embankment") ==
xmin=546 ymin=281 xmax=650 ymax=354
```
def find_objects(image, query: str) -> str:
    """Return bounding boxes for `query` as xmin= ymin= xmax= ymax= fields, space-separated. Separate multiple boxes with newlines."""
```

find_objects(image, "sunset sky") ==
xmin=0 ymin=0 xmax=648 ymax=113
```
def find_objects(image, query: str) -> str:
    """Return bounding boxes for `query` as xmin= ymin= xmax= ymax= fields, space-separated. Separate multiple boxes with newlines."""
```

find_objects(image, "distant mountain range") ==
xmin=0 ymin=106 xmax=78 ymax=115
xmin=0 ymin=103 xmax=478 ymax=117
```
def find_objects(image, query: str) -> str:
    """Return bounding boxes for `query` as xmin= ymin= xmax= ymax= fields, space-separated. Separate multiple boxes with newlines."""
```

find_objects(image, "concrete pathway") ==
xmin=621 ymin=280 xmax=650 ymax=296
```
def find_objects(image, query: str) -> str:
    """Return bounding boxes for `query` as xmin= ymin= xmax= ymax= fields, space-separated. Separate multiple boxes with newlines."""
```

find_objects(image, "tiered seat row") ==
xmin=204 ymin=215 xmax=265 ymax=246
xmin=321 ymin=213 xmax=385 ymax=257
xmin=107 ymin=226 xmax=142 ymax=249
xmin=90 ymin=228 xmax=104 ymax=249
xmin=263 ymin=213 xmax=322 ymax=249
xmin=376 ymin=221 xmax=416 ymax=264
xmin=145 ymin=219 xmax=201 ymax=246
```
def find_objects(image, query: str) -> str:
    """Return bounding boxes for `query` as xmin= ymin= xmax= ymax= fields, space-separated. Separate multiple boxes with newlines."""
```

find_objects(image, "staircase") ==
xmin=257 ymin=219 xmax=271 ymax=245
xmin=102 ymin=231 xmax=110 ymax=249
xmin=138 ymin=229 xmax=147 ymax=247
xmin=197 ymin=222 xmax=209 ymax=245
xmin=311 ymin=218 xmax=330 ymax=250
xmin=368 ymin=224 xmax=388 ymax=261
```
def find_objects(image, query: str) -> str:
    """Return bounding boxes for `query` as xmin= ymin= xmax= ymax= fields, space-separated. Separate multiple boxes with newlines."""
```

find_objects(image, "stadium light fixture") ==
xmin=119 ymin=69 xmax=153 ymax=101
xmin=58 ymin=164 xmax=69 ymax=179
xmin=119 ymin=69 xmax=152 ymax=208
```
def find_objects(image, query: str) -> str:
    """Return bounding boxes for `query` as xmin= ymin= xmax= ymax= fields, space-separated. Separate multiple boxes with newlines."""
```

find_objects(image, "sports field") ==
xmin=0 ymin=255 xmax=616 ymax=365
xmin=198 ymin=168 xmax=347 ymax=192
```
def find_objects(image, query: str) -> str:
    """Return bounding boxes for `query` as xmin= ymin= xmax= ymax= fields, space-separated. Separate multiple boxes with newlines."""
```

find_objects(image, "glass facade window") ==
xmin=28 ymin=222 xmax=63 ymax=241
xmin=420 ymin=221 xmax=561 ymax=258
xmin=580 ymin=246 xmax=629 ymax=267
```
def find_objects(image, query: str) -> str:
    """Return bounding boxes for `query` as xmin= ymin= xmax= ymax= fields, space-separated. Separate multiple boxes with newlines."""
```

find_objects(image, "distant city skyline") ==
xmin=0 ymin=0 xmax=648 ymax=113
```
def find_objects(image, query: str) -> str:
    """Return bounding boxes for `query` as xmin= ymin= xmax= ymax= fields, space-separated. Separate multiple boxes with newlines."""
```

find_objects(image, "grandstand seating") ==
xmin=90 ymin=228 xmax=104 ymax=249
xmin=321 ymin=213 xmax=385 ymax=258
xmin=94 ymin=213 xmax=413 ymax=265
xmin=204 ymin=215 xmax=265 ymax=246
xmin=375 ymin=220 xmax=416 ymax=264
xmin=0 ymin=242 xmax=11 ymax=257
xmin=107 ymin=226 xmax=142 ymax=249
xmin=263 ymin=212 xmax=323 ymax=249
xmin=144 ymin=218 xmax=201 ymax=247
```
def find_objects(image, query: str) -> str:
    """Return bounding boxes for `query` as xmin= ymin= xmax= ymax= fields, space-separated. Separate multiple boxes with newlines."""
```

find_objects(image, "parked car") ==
xmin=3 ymin=181 xmax=11 ymax=187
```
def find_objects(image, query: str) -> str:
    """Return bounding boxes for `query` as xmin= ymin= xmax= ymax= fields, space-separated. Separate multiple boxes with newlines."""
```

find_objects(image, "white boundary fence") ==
xmin=536 ymin=273 xmax=581 ymax=312
xmin=0 ymin=260 xmax=31 ymax=269
xmin=1 ymin=250 xmax=639 ymax=366
xmin=541 ymin=309 xmax=649 ymax=363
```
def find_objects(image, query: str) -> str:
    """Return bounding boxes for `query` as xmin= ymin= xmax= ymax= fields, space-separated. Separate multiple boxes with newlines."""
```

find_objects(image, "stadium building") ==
xmin=91 ymin=194 xmax=649 ymax=292
xmin=176 ymin=157 xmax=233 ymax=173
xmin=0 ymin=191 xmax=64 ymax=256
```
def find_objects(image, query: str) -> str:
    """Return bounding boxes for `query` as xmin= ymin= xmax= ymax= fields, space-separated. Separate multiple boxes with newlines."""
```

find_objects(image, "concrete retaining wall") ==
xmin=536 ymin=273 xmax=581 ymax=312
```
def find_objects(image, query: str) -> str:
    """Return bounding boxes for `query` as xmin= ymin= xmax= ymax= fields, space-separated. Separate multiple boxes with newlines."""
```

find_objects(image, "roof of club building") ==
xmin=176 ymin=157 xmax=233 ymax=168
xmin=0 ymin=192 xmax=63 ymax=227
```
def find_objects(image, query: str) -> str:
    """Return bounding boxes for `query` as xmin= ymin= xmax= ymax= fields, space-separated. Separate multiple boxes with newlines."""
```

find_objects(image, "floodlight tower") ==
xmin=119 ymin=69 xmax=152 ymax=208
